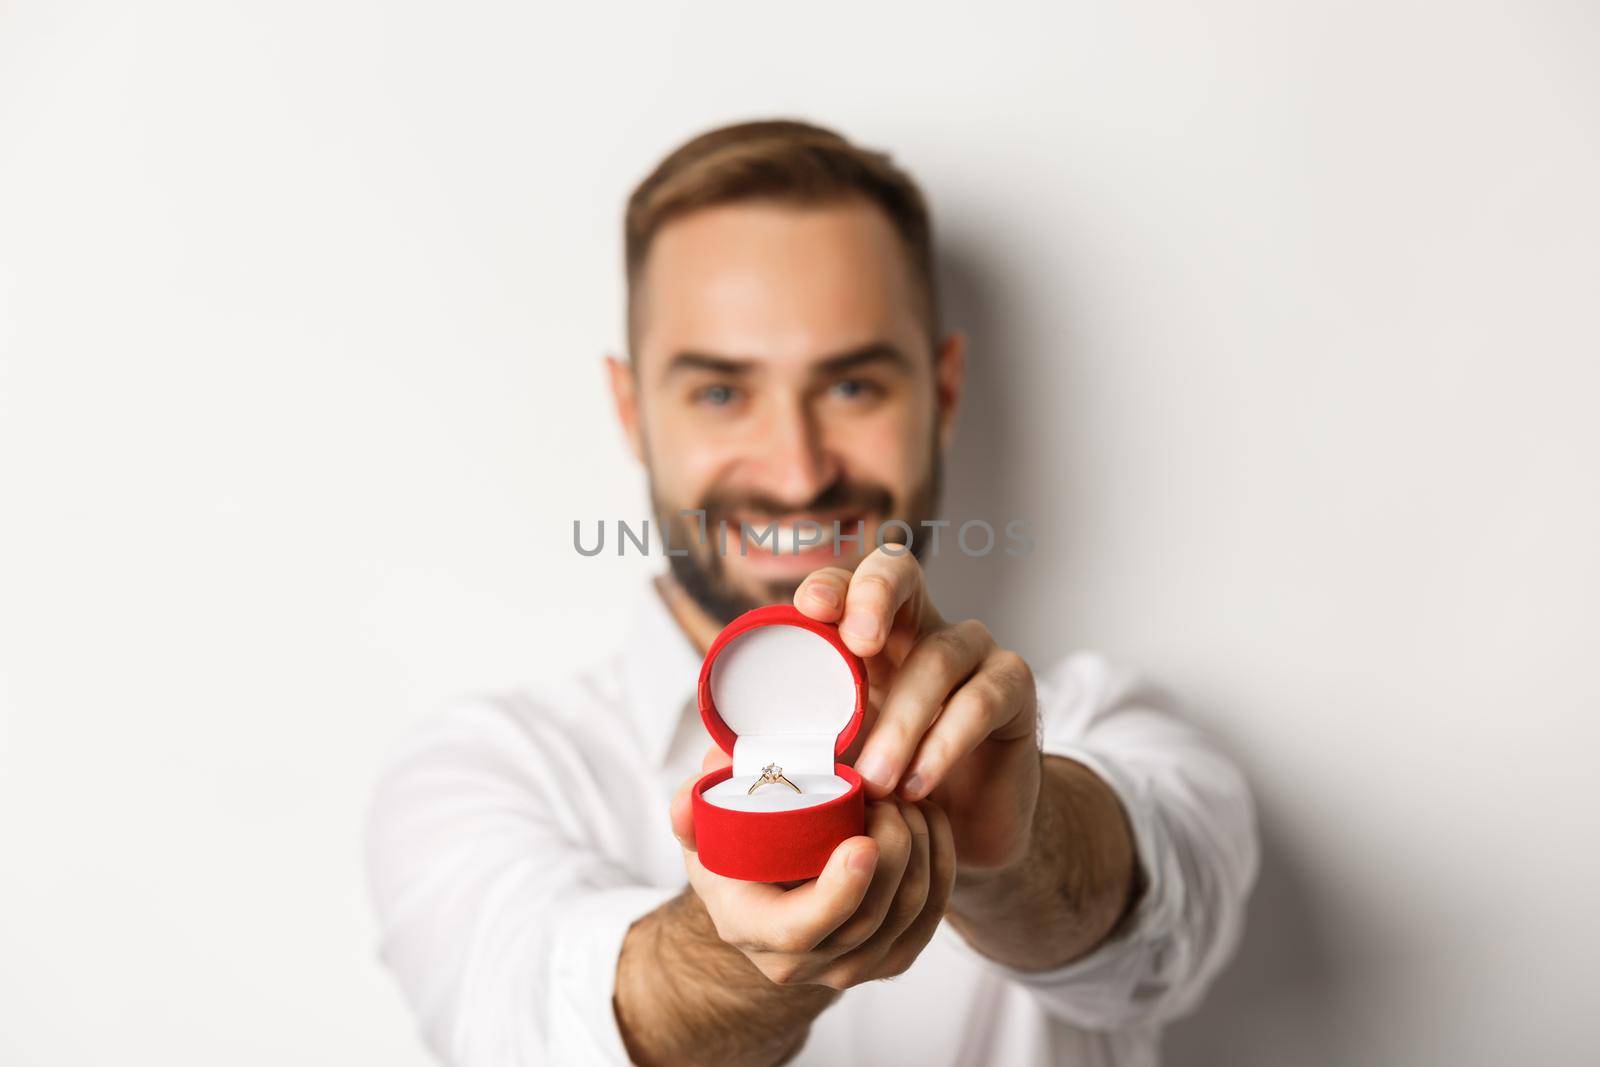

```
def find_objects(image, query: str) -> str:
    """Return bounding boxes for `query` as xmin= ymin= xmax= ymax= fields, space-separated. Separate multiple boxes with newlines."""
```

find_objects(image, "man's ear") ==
xmin=934 ymin=328 xmax=967 ymax=452
xmin=604 ymin=354 xmax=646 ymax=464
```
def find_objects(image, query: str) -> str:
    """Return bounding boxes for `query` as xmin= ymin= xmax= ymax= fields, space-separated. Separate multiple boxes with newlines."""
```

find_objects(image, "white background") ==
xmin=2 ymin=2 xmax=1596 ymax=1064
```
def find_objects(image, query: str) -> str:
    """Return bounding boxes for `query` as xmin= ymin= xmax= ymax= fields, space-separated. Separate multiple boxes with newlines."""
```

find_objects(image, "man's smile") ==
xmin=718 ymin=511 xmax=873 ymax=570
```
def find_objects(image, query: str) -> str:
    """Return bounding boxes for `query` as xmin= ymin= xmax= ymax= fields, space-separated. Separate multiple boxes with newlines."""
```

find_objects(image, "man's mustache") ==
xmin=695 ymin=481 xmax=896 ymax=526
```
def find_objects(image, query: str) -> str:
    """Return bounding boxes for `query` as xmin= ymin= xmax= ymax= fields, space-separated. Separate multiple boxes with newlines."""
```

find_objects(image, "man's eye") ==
xmin=829 ymin=378 xmax=877 ymax=400
xmin=695 ymin=384 xmax=738 ymax=407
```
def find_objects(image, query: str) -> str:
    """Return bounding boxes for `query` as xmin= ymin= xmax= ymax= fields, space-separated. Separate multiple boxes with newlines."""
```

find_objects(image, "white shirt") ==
xmin=364 ymin=579 xmax=1258 ymax=1066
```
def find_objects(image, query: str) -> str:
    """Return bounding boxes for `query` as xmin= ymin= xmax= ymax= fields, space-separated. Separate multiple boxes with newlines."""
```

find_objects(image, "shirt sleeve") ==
xmin=363 ymin=696 xmax=678 ymax=1066
xmin=981 ymin=650 xmax=1259 ymax=1030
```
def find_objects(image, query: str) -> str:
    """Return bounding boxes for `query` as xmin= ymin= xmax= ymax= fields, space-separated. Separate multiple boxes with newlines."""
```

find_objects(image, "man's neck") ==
xmin=654 ymin=573 xmax=725 ymax=655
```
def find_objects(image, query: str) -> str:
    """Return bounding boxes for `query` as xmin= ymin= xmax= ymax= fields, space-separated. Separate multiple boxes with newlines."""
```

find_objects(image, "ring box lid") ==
xmin=697 ymin=605 xmax=867 ymax=779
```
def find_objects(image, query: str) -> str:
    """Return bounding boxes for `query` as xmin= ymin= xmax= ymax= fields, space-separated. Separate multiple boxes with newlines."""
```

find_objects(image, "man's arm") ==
xmin=991 ymin=652 xmax=1258 ymax=1028
xmin=364 ymin=697 xmax=691 ymax=1064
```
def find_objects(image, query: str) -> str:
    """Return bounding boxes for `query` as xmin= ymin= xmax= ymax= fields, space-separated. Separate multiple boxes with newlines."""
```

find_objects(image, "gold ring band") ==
xmin=747 ymin=762 xmax=802 ymax=795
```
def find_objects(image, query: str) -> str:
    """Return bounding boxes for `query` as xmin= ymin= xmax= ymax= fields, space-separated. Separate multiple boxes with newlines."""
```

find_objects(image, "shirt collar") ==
xmin=620 ymin=575 xmax=706 ymax=768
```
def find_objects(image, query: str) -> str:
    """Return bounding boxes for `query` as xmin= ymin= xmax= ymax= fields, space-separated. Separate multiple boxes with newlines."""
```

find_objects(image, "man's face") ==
xmin=609 ymin=197 xmax=964 ymax=624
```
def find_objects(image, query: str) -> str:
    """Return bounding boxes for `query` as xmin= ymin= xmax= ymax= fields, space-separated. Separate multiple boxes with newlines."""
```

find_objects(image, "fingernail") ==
xmin=901 ymin=773 xmax=925 ymax=799
xmin=849 ymin=848 xmax=877 ymax=873
xmin=840 ymin=612 xmax=879 ymax=644
xmin=807 ymin=583 xmax=840 ymax=609
xmin=856 ymin=753 xmax=894 ymax=791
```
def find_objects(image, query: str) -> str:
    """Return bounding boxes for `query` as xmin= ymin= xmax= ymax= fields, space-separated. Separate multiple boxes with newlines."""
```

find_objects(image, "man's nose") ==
xmin=753 ymin=398 xmax=838 ymax=505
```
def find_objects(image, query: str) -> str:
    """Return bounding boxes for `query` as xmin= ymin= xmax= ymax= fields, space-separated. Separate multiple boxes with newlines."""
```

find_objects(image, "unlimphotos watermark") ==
xmin=573 ymin=513 xmax=1034 ymax=559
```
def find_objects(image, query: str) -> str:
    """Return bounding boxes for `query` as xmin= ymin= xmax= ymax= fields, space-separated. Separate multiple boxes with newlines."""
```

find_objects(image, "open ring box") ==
xmin=691 ymin=604 xmax=867 ymax=882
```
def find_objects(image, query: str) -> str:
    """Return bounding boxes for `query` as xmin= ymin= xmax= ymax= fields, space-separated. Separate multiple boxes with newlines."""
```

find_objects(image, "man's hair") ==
xmin=624 ymin=118 xmax=940 ymax=354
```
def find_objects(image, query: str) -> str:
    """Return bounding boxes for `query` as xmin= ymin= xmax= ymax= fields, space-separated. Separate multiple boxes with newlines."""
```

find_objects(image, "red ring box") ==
xmin=691 ymin=604 xmax=867 ymax=882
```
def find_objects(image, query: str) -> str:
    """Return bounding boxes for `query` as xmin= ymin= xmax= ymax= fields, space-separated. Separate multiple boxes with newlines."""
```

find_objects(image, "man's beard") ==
xmin=653 ymin=450 xmax=943 ymax=626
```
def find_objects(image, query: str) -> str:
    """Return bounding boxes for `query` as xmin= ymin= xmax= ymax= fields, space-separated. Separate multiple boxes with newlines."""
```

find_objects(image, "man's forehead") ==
xmin=632 ymin=199 xmax=925 ymax=373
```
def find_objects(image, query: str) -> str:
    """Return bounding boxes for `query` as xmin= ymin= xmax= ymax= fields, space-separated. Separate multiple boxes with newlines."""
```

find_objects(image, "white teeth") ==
xmin=744 ymin=521 xmax=836 ymax=554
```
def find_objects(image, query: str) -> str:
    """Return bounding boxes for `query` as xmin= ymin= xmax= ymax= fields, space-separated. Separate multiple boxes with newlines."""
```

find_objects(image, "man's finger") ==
xmin=837 ymin=548 xmax=942 ymax=659
xmin=682 ymin=846 xmax=801 ymax=948
xmin=671 ymin=747 xmax=735 ymax=850
xmin=853 ymin=619 xmax=994 ymax=796
xmin=872 ymin=800 xmax=957 ymax=977
xmin=799 ymin=800 xmax=913 ymax=953
xmin=669 ymin=774 xmax=698 ymax=850
xmin=750 ymin=834 xmax=881 ymax=953
xmin=794 ymin=567 xmax=853 ymax=622
xmin=814 ymin=799 xmax=946 ymax=986
xmin=900 ymin=648 xmax=1036 ymax=801
xmin=822 ymin=800 xmax=930 ymax=954
xmin=879 ymin=800 xmax=933 ymax=939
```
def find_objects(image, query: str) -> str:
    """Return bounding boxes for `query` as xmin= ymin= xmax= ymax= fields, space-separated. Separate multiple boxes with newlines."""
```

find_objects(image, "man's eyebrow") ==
xmin=814 ymin=342 xmax=914 ymax=375
xmin=660 ymin=341 xmax=913 ymax=381
xmin=661 ymin=352 xmax=758 ymax=379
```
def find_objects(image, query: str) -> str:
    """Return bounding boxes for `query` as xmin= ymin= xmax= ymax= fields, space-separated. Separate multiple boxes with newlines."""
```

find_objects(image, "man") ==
xmin=365 ymin=119 xmax=1258 ymax=1066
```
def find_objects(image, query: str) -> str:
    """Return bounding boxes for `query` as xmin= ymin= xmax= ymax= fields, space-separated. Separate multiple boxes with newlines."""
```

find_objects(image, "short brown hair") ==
xmin=624 ymin=118 xmax=940 ymax=354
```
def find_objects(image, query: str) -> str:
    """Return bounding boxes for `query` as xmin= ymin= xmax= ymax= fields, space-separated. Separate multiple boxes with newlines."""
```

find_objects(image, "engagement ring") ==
xmin=747 ymin=762 xmax=802 ymax=795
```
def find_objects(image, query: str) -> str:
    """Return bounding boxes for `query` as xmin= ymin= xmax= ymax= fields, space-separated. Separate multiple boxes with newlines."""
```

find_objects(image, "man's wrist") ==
xmin=946 ymin=756 xmax=1066 ymax=928
xmin=946 ymin=756 xmax=1141 ymax=971
xmin=615 ymin=888 xmax=837 ymax=1067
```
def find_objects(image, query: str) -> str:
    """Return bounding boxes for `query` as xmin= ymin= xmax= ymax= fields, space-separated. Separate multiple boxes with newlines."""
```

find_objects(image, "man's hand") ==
xmin=792 ymin=546 xmax=1142 ymax=972
xmin=668 ymin=746 xmax=956 ymax=990
xmin=614 ymin=747 xmax=956 ymax=1067
xmin=793 ymin=546 xmax=1042 ymax=875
